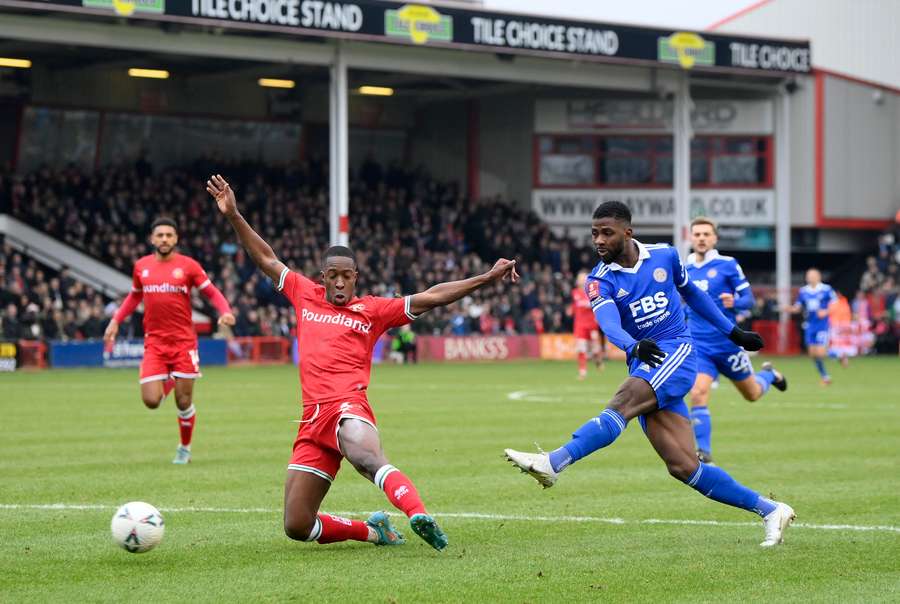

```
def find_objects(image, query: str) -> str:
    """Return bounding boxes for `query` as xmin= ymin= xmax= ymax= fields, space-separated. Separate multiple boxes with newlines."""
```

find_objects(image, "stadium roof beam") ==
xmin=0 ymin=13 xmax=667 ymax=93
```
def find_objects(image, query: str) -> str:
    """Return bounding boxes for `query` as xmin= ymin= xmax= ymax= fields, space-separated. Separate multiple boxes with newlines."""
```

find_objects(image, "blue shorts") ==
xmin=629 ymin=337 xmax=696 ymax=427
xmin=804 ymin=324 xmax=829 ymax=347
xmin=693 ymin=337 xmax=753 ymax=382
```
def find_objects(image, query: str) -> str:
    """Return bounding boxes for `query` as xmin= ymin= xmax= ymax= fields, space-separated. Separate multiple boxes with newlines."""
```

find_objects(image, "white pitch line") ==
xmin=1 ymin=504 xmax=898 ymax=534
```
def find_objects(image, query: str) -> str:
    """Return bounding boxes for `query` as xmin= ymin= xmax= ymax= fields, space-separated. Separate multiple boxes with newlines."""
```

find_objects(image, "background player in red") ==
xmin=572 ymin=270 xmax=607 ymax=379
xmin=207 ymin=174 xmax=518 ymax=552
xmin=103 ymin=218 xmax=235 ymax=464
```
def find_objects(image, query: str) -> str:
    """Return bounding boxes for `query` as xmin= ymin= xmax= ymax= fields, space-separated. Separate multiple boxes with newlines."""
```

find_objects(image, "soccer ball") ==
xmin=110 ymin=501 xmax=165 ymax=553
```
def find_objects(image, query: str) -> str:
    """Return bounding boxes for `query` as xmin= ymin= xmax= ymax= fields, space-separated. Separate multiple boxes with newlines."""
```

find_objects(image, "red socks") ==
xmin=312 ymin=514 xmax=370 ymax=544
xmin=577 ymin=351 xmax=587 ymax=373
xmin=177 ymin=404 xmax=195 ymax=447
xmin=374 ymin=465 xmax=427 ymax=517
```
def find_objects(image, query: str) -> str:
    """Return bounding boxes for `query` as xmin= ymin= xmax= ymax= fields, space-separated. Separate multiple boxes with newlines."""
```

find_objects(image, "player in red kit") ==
xmin=103 ymin=218 xmax=235 ymax=464
xmin=207 ymin=174 xmax=518 ymax=551
xmin=572 ymin=270 xmax=606 ymax=379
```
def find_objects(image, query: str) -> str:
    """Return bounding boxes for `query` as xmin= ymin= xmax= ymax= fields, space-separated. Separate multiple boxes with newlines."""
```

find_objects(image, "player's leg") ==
xmin=505 ymin=376 xmax=658 ymax=487
xmin=138 ymin=344 xmax=174 ymax=409
xmin=169 ymin=346 xmax=202 ymax=464
xmin=575 ymin=336 xmax=589 ymax=379
xmin=732 ymin=361 xmax=787 ymax=402
xmin=338 ymin=417 xmax=447 ymax=551
xmin=643 ymin=408 xmax=795 ymax=546
xmin=171 ymin=378 xmax=196 ymax=464
xmin=688 ymin=372 xmax=715 ymax=463
xmin=810 ymin=343 xmax=831 ymax=384
xmin=283 ymin=469 xmax=395 ymax=545
xmin=591 ymin=330 xmax=605 ymax=370
xmin=140 ymin=379 xmax=167 ymax=409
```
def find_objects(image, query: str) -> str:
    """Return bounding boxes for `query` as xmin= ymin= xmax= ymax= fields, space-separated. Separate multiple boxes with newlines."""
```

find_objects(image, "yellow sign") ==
xmin=658 ymin=32 xmax=715 ymax=69
xmin=385 ymin=4 xmax=453 ymax=45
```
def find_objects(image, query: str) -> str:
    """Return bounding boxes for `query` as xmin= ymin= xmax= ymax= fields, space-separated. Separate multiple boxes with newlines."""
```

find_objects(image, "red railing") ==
xmin=18 ymin=340 xmax=48 ymax=369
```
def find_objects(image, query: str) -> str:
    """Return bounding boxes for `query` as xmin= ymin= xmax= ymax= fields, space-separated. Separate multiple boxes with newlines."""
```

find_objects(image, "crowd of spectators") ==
xmin=854 ymin=230 xmax=900 ymax=352
xmin=0 ymin=242 xmax=111 ymax=341
xmin=0 ymin=158 xmax=596 ymax=340
xmin=2 ymin=157 xmax=897 ymax=354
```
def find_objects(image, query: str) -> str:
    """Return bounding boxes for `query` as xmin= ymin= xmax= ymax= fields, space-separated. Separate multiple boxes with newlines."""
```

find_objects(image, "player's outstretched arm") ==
xmin=680 ymin=279 xmax=764 ymax=351
xmin=207 ymin=174 xmax=286 ymax=283
xmin=408 ymin=258 xmax=519 ymax=316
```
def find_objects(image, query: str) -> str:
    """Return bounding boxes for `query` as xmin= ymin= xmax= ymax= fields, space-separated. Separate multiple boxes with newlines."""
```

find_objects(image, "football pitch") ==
xmin=2 ymin=357 xmax=898 ymax=603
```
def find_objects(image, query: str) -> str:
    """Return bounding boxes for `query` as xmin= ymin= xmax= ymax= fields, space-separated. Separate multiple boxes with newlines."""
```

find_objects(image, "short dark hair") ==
xmin=150 ymin=217 xmax=177 ymax=233
xmin=322 ymin=245 xmax=356 ymax=268
xmin=593 ymin=201 xmax=631 ymax=224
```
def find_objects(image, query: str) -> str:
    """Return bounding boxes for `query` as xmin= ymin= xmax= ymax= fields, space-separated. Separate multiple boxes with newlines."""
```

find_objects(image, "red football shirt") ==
xmin=132 ymin=253 xmax=210 ymax=344
xmin=277 ymin=268 xmax=416 ymax=405
xmin=571 ymin=287 xmax=597 ymax=332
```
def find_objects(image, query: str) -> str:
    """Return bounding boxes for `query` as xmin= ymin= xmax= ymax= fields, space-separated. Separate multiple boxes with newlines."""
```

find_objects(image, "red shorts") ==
xmin=288 ymin=398 xmax=377 ymax=483
xmin=574 ymin=325 xmax=600 ymax=341
xmin=139 ymin=340 xmax=201 ymax=384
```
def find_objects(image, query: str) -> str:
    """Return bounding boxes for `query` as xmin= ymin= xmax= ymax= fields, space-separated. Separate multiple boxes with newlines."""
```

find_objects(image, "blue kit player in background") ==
xmin=686 ymin=217 xmax=787 ymax=464
xmin=788 ymin=268 xmax=837 ymax=385
xmin=505 ymin=202 xmax=795 ymax=547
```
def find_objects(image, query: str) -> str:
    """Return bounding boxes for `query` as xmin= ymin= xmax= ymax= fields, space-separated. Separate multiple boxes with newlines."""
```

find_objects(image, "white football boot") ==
xmin=504 ymin=448 xmax=559 ymax=489
xmin=760 ymin=502 xmax=796 ymax=547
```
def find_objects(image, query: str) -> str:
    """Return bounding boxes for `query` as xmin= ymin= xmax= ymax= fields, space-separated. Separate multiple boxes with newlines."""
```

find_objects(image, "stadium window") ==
xmin=534 ymin=134 xmax=773 ymax=189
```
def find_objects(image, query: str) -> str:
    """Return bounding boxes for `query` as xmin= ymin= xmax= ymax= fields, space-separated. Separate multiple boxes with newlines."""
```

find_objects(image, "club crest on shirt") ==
xmin=141 ymin=269 xmax=150 ymax=278
xmin=350 ymin=303 xmax=365 ymax=312
xmin=172 ymin=268 xmax=184 ymax=280
xmin=653 ymin=268 xmax=667 ymax=282
xmin=707 ymin=268 xmax=718 ymax=278
xmin=587 ymin=280 xmax=600 ymax=300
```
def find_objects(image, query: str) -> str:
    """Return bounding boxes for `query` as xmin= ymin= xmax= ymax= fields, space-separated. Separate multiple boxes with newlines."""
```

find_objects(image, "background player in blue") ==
xmin=505 ymin=202 xmax=795 ymax=547
xmin=788 ymin=268 xmax=837 ymax=385
xmin=686 ymin=217 xmax=787 ymax=464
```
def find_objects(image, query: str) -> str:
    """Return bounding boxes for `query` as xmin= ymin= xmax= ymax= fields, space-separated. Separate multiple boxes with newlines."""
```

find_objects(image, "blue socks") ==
xmin=814 ymin=357 xmax=829 ymax=379
xmin=548 ymin=409 xmax=627 ymax=473
xmin=754 ymin=369 xmax=775 ymax=395
xmin=690 ymin=406 xmax=712 ymax=454
xmin=685 ymin=463 xmax=777 ymax=517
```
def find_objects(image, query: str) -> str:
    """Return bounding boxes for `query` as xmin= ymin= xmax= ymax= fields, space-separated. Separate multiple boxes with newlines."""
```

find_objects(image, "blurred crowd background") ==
xmin=1 ymin=159 xmax=898 ymax=352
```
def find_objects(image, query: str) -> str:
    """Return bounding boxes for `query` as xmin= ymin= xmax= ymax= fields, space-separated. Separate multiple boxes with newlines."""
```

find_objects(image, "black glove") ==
xmin=729 ymin=326 xmax=764 ymax=351
xmin=632 ymin=339 xmax=666 ymax=368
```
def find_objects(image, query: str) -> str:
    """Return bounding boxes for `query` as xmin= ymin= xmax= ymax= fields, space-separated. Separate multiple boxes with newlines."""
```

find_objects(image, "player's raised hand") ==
xmin=218 ymin=312 xmax=236 ymax=327
xmin=486 ymin=258 xmax=520 ymax=284
xmin=206 ymin=174 xmax=238 ymax=217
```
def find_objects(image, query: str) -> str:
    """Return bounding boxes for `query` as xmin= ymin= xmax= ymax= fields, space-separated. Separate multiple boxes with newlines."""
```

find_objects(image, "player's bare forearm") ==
xmin=409 ymin=258 xmax=518 ymax=315
xmin=225 ymin=211 xmax=286 ymax=283
xmin=408 ymin=274 xmax=491 ymax=315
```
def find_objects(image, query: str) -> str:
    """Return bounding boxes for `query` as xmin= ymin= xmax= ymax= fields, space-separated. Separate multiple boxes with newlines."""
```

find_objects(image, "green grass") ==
xmin=1 ymin=357 xmax=899 ymax=603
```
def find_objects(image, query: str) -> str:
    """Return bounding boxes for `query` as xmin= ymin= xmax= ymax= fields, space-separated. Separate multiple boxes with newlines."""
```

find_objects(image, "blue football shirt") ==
xmin=586 ymin=240 xmax=691 ymax=343
xmin=685 ymin=250 xmax=750 ymax=342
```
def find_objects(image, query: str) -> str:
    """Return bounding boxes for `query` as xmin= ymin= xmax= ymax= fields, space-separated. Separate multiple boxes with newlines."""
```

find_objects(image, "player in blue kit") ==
xmin=505 ymin=202 xmax=795 ymax=547
xmin=686 ymin=217 xmax=787 ymax=464
xmin=788 ymin=268 xmax=837 ymax=385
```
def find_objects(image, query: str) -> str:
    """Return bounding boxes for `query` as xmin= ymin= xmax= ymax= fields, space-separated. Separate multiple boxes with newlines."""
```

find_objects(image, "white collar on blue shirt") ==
xmin=686 ymin=248 xmax=720 ymax=268
xmin=606 ymin=239 xmax=650 ymax=274
xmin=803 ymin=282 xmax=827 ymax=292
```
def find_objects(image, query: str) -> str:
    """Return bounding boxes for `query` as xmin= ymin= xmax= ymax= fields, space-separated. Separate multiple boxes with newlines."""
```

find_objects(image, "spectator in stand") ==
xmin=859 ymin=256 xmax=884 ymax=292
